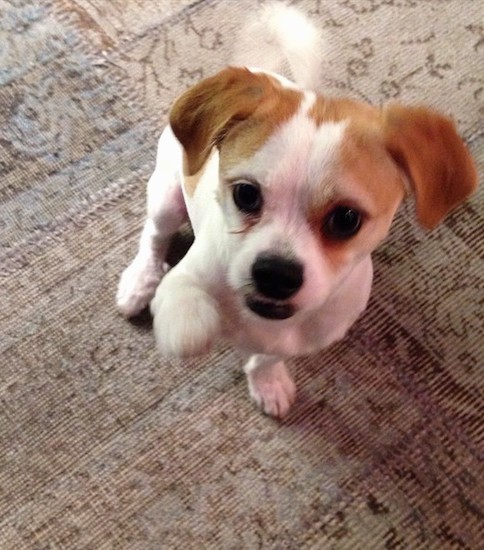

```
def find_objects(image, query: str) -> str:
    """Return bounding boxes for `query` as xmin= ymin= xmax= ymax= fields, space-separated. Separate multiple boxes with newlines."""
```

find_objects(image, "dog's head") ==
xmin=170 ymin=67 xmax=477 ymax=321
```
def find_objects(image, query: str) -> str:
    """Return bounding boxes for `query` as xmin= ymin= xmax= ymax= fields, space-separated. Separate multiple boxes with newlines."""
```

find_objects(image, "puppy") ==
xmin=117 ymin=4 xmax=477 ymax=417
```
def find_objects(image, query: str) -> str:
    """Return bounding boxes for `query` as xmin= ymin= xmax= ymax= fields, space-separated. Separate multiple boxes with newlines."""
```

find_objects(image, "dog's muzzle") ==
xmin=246 ymin=254 xmax=304 ymax=320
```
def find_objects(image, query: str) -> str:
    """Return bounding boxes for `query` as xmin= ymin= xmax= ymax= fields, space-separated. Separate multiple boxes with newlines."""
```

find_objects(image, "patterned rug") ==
xmin=1 ymin=0 xmax=482 ymax=548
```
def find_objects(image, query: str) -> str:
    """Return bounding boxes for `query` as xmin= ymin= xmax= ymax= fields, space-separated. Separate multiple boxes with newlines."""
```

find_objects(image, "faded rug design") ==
xmin=0 ymin=1 xmax=482 ymax=548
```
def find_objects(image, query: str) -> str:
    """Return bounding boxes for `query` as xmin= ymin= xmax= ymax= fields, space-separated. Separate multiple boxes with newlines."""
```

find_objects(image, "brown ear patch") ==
xmin=383 ymin=104 xmax=478 ymax=229
xmin=169 ymin=67 xmax=302 ymax=177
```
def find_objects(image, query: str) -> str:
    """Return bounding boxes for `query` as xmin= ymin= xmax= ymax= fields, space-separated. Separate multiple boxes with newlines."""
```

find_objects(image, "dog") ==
xmin=116 ymin=3 xmax=477 ymax=418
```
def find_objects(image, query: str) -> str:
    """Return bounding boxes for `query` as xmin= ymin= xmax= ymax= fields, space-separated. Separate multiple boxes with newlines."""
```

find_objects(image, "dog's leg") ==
xmin=116 ymin=215 xmax=182 ymax=317
xmin=244 ymin=354 xmax=296 ymax=418
xmin=150 ymin=237 xmax=221 ymax=357
xmin=117 ymin=132 xmax=188 ymax=317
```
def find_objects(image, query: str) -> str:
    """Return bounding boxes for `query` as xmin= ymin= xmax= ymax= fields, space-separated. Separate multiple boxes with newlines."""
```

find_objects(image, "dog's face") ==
xmin=170 ymin=68 xmax=477 ymax=321
xmin=218 ymin=107 xmax=405 ymax=320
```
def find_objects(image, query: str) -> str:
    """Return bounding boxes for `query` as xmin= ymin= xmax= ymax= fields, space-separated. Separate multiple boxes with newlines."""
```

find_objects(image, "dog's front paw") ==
xmin=151 ymin=276 xmax=220 ymax=357
xmin=247 ymin=361 xmax=296 ymax=418
xmin=116 ymin=259 xmax=168 ymax=318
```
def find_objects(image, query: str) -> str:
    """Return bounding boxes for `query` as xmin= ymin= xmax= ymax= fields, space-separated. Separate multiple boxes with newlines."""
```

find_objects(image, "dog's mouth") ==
xmin=245 ymin=295 xmax=295 ymax=320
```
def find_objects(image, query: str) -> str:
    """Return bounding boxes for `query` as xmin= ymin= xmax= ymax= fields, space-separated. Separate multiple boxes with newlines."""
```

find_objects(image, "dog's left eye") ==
xmin=232 ymin=181 xmax=263 ymax=214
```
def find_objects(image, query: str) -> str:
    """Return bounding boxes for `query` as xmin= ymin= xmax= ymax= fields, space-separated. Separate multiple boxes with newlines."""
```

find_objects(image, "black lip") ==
xmin=246 ymin=296 xmax=295 ymax=320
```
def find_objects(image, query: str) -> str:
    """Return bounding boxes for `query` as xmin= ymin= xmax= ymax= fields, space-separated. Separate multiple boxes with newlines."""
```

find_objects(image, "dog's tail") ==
xmin=232 ymin=2 xmax=323 ymax=90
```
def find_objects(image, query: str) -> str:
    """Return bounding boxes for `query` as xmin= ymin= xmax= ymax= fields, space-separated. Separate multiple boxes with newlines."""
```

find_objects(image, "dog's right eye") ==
xmin=232 ymin=181 xmax=263 ymax=214
xmin=323 ymin=205 xmax=362 ymax=240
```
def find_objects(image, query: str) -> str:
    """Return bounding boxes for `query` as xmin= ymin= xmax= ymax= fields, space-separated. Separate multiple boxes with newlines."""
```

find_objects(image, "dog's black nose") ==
xmin=252 ymin=255 xmax=304 ymax=300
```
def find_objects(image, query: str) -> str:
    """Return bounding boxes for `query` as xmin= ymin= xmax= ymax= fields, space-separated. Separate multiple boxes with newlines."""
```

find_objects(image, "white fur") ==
xmin=116 ymin=128 xmax=187 ymax=316
xmin=151 ymin=272 xmax=220 ymax=357
xmin=223 ymin=105 xmax=351 ymax=317
xmin=117 ymin=4 xmax=379 ymax=417
xmin=117 ymin=105 xmax=374 ymax=417
xmin=232 ymin=2 xmax=323 ymax=89
xmin=244 ymin=355 xmax=297 ymax=417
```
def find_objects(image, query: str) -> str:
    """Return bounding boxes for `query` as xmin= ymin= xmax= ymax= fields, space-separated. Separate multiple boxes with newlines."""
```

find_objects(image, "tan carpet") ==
xmin=0 ymin=0 xmax=483 ymax=548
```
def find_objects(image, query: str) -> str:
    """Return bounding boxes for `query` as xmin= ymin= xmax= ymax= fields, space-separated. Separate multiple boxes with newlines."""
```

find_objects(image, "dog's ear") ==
xmin=383 ymin=104 xmax=477 ymax=229
xmin=169 ymin=67 xmax=277 ymax=175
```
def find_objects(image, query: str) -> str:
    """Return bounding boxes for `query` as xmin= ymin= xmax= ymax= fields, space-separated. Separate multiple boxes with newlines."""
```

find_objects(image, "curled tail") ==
xmin=232 ymin=2 xmax=323 ymax=90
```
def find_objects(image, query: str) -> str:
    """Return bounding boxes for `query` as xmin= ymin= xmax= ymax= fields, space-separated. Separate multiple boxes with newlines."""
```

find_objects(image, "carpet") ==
xmin=0 ymin=0 xmax=482 ymax=548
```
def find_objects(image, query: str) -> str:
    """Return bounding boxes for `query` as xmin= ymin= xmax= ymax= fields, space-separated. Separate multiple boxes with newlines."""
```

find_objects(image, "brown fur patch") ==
xmin=308 ymin=95 xmax=380 ymax=128
xmin=219 ymin=79 xmax=303 ymax=172
xmin=383 ymin=104 xmax=478 ymax=228
xmin=309 ymin=96 xmax=477 ymax=229
xmin=173 ymin=69 xmax=477 ymax=225
xmin=339 ymin=124 xmax=406 ymax=216
xmin=169 ymin=67 xmax=303 ymax=192
xmin=307 ymin=118 xmax=406 ymax=271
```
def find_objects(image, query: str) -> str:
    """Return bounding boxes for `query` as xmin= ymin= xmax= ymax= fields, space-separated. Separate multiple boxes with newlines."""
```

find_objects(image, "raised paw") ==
xmin=247 ymin=361 xmax=296 ymax=418
xmin=151 ymin=274 xmax=220 ymax=357
xmin=116 ymin=259 xmax=168 ymax=318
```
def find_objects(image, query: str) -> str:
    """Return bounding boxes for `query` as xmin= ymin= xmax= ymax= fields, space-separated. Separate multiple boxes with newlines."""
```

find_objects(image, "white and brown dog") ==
xmin=117 ymin=4 xmax=477 ymax=417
